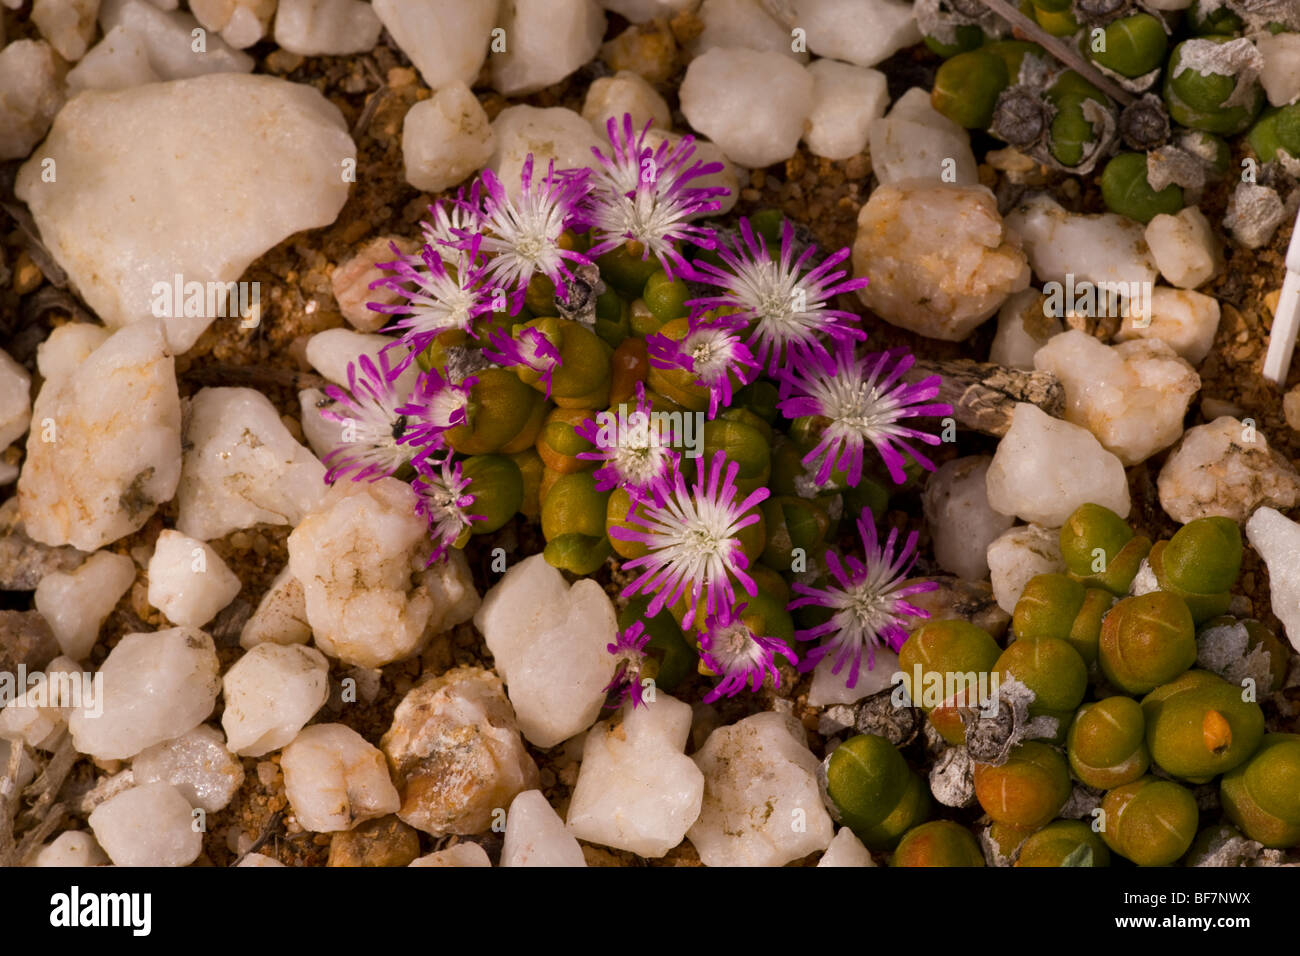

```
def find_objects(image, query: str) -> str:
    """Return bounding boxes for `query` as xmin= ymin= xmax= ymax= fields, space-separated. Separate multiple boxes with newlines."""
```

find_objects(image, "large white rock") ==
xmin=32 ymin=0 xmax=100 ymax=62
xmin=1115 ymin=287 xmax=1221 ymax=366
xmin=15 ymin=74 xmax=355 ymax=352
xmin=147 ymin=529 xmax=242 ymax=627
xmin=491 ymin=0 xmax=605 ymax=96
xmin=986 ymin=524 xmax=1066 ymax=615
xmin=18 ymin=320 xmax=181 ymax=552
xmin=28 ymin=831 xmax=110 ymax=867
xmin=923 ymin=456 xmax=1015 ymax=580
xmin=34 ymin=550 xmax=136 ymax=660
xmin=1257 ymin=31 xmax=1300 ymax=107
xmin=807 ymin=647 xmax=900 ymax=706
xmin=473 ymin=553 xmax=617 ymax=748
xmin=403 ymin=83 xmax=496 ymax=194
xmin=853 ymin=179 xmax=1030 ymax=341
xmin=692 ymin=0 xmax=808 ymax=62
xmin=688 ymin=712 xmax=834 ymax=866
xmin=88 ymin=783 xmax=203 ymax=867
xmin=274 ymin=0 xmax=382 ymax=55
xmin=1033 ymin=331 xmax=1199 ymax=466
xmin=500 ymin=790 xmax=587 ymax=867
xmin=581 ymin=71 xmax=671 ymax=137
xmin=782 ymin=0 xmax=921 ymax=68
xmin=598 ymin=0 xmax=697 ymax=21
xmin=132 ymin=724 xmax=245 ymax=812
xmin=288 ymin=479 xmax=476 ymax=668
xmin=373 ymin=0 xmax=499 ymax=91
xmin=176 ymin=387 xmax=327 ymax=540
xmin=221 ymin=643 xmax=329 ymax=757
xmin=1158 ymin=417 xmax=1300 ymax=524
xmin=281 ymin=723 xmax=401 ymax=832
xmin=818 ymin=826 xmax=876 ymax=866
xmin=869 ymin=87 xmax=977 ymax=186
xmin=803 ymin=59 xmax=888 ymax=160
xmin=239 ymin=566 xmax=312 ymax=649
xmin=566 ymin=694 xmax=705 ymax=858
xmin=68 ymin=627 xmax=221 ymax=760
xmin=67 ymin=26 xmax=161 ymax=91
xmin=488 ymin=105 xmax=603 ymax=202
xmin=989 ymin=288 xmax=1061 ymax=370
xmin=0 ymin=40 xmax=65 ymax=161
xmin=380 ymin=667 xmax=539 ymax=836
xmin=1005 ymin=194 xmax=1159 ymax=293
xmin=35 ymin=322 xmax=111 ymax=386
xmin=1143 ymin=207 xmax=1221 ymax=290
xmin=985 ymin=403 xmax=1131 ymax=528
xmin=99 ymin=0 xmax=255 ymax=78
xmin=304 ymin=328 xmax=420 ymax=398
xmin=0 ymin=348 xmax=31 ymax=449
xmin=1245 ymin=507 xmax=1300 ymax=651
xmin=680 ymin=47 xmax=814 ymax=168
xmin=190 ymin=0 xmax=275 ymax=49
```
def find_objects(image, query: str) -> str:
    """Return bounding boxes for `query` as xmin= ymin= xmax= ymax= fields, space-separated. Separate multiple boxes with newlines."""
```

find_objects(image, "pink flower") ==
xmin=395 ymin=367 xmax=477 ymax=453
xmin=575 ymin=381 xmax=676 ymax=509
xmin=319 ymin=352 xmax=416 ymax=483
xmin=698 ymin=603 xmax=797 ymax=703
xmin=646 ymin=317 xmax=756 ymax=419
xmin=603 ymin=621 xmax=653 ymax=709
xmin=482 ymin=325 xmax=562 ymax=399
xmin=412 ymin=455 xmax=483 ymax=564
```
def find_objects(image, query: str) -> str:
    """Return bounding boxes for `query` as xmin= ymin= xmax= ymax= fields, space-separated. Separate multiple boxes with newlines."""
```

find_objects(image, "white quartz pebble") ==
xmin=688 ymin=712 xmax=834 ymax=866
xmin=691 ymin=0 xmax=807 ymax=62
xmin=782 ymin=0 xmax=921 ymax=68
xmin=67 ymin=25 xmax=160 ymax=91
xmin=868 ymin=87 xmax=977 ymax=186
xmin=28 ymin=831 xmax=110 ymax=867
xmin=1158 ymin=417 xmax=1300 ymax=524
xmin=32 ymin=0 xmax=99 ymax=62
xmin=221 ymin=643 xmax=329 ymax=757
xmin=491 ymin=0 xmax=605 ymax=96
xmin=89 ymin=783 xmax=203 ymax=867
xmin=132 ymin=725 xmax=245 ymax=812
xmin=281 ymin=723 xmax=401 ymax=832
xmin=304 ymin=328 xmax=420 ymax=398
xmin=924 ymin=456 xmax=1016 ymax=581
xmin=274 ymin=0 xmax=382 ymax=55
xmin=1245 ymin=507 xmax=1300 ymax=651
xmin=582 ymin=71 xmax=671 ymax=138
xmin=567 ymin=694 xmax=705 ymax=857
xmin=0 ymin=40 xmax=65 ymax=161
xmin=803 ymin=59 xmax=888 ymax=160
xmin=403 ymin=83 xmax=496 ymax=194
xmin=1257 ymin=31 xmax=1300 ymax=108
xmin=806 ymin=647 xmax=900 ymax=707
xmin=598 ymin=0 xmax=697 ymax=21
xmin=0 ymin=655 xmax=83 ymax=750
xmin=372 ymin=0 xmax=499 ymax=92
xmin=1115 ymin=286 xmax=1221 ymax=365
xmin=818 ymin=827 xmax=876 ymax=867
xmin=500 ymin=790 xmax=587 ymax=867
xmin=0 ymin=348 xmax=31 ymax=449
xmin=147 ymin=530 xmax=242 ymax=628
xmin=35 ymin=551 xmax=136 ymax=660
xmin=488 ymin=105 xmax=604 ymax=202
xmin=68 ymin=627 xmax=221 ymax=760
xmin=1006 ymin=194 xmax=1158 ymax=294
xmin=190 ymin=0 xmax=275 ymax=48
xmin=237 ymin=852 xmax=286 ymax=867
xmin=986 ymin=524 xmax=1067 ymax=615
xmin=680 ymin=48 xmax=813 ymax=168
xmin=409 ymin=843 xmax=492 ymax=867
xmin=1143 ymin=207 xmax=1221 ymax=290
xmin=239 ymin=567 xmax=312 ymax=649
xmin=99 ymin=0 xmax=255 ymax=78
xmin=989 ymin=288 xmax=1061 ymax=370
xmin=34 ymin=323 xmax=111 ymax=386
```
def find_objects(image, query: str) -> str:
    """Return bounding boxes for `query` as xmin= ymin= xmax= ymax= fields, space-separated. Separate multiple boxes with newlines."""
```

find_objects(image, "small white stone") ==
xmin=409 ymin=843 xmax=492 ymax=867
xmin=28 ymin=831 xmax=110 ymax=867
xmin=985 ymin=403 xmax=1131 ymax=528
xmin=1143 ymin=206 xmax=1221 ymax=290
xmin=1158 ymin=417 xmax=1300 ymax=524
xmin=423 ymin=546 xmax=481 ymax=636
xmin=403 ymin=82 xmax=496 ymax=194
xmin=680 ymin=47 xmax=814 ymax=168
xmin=1245 ymin=507 xmax=1300 ymax=651
xmin=691 ymin=0 xmax=808 ymax=62
xmin=15 ymin=74 xmax=354 ymax=352
xmin=132 ymin=724 xmax=245 ymax=812
xmin=1033 ymin=331 xmax=1199 ymax=466
xmin=597 ymin=0 xmax=697 ymax=21
xmin=288 ymin=479 xmax=461 ymax=668
xmin=853 ymin=180 xmax=1030 ymax=341
xmin=32 ymin=0 xmax=100 ymax=62
xmin=688 ymin=712 xmax=834 ymax=866
xmin=67 ymin=25 xmax=159 ymax=91
xmin=0 ymin=348 xmax=31 ymax=449
xmin=239 ymin=567 xmax=312 ymax=649
xmin=1115 ymin=286 xmax=1221 ymax=365
xmin=500 ymin=790 xmax=587 ymax=867
xmin=818 ymin=826 xmax=876 ymax=866
xmin=1006 ymin=194 xmax=1159 ymax=293
xmin=99 ymin=0 xmax=255 ymax=79
xmin=299 ymin=387 xmax=345 ymax=461
xmin=89 ymin=783 xmax=203 ymax=867
xmin=473 ymin=554 xmax=617 ymax=748
xmin=923 ymin=456 xmax=1016 ymax=580
xmin=190 ymin=0 xmax=275 ymax=48
xmin=784 ymin=0 xmax=922 ymax=68
xmin=68 ymin=627 xmax=221 ymax=760
xmin=281 ymin=723 xmax=401 ymax=832
xmin=331 ymin=236 xmax=420 ymax=332
xmin=236 ymin=852 xmax=286 ymax=867
xmin=491 ymin=0 xmax=605 ymax=96
xmin=989 ymin=288 xmax=1061 ymax=370
xmin=643 ymin=128 xmax=740 ymax=216
xmin=803 ymin=59 xmax=888 ymax=160
xmin=372 ymin=0 xmax=499 ymax=92
xmin=35 ymin=323 xmax=111 ymax=386
xmin=221 ymin=643 xmax=329 ymax=757
xmin=488 ymin=105 xmax=604 ymax=202
xmin=35 ymin=551 xmax=136 ymax=660
xmin=273 ymin=0 xmax=382 ymax=55
xmin=868 ymin=87 xmax=977 ymax=186
xmin=0 ymin=655 xmax=83 ymax=750
xmin=582 ymin=71 xmax=671 ymax=137
xmin=304 ymin=328 xmax=420 ymax=398
xmin=0 ymin=40 xmax=64 ymax=161
xmin=1257 ymin=31 xmax=1300 ymax=107
xmin=566 ymin=694 xmax=705 ymax=858
xmin=176 ymin=387 xmax=326 ymax=540
xmin=147 ymin=529 xmax=241 ymax=628
xmin=806 ymin=647 xmax=900 ymax=707
xmin=987 ymin=524 xmax=1067 ymax=615
xmin=18 ymin=320 xmax=181 ymax=552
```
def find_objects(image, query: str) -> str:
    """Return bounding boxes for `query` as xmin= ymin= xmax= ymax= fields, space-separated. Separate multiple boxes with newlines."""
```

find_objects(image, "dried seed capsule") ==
xmin=892 ymin=820 xmax=985 ymax=867
xmin=1015 ymin=820 xmax=1111 ymax=867
xmin=1068 ymin=696 xmax=1150 ymax=789
xmin=1119 ymin=95 xmax=1171 ymax=151
xmin=1100 ymin=152 xmax=1184 ymax=224
xmin=1100 ymin=776 xmax=1199 ymax=866
xmin=974 ymin=742 xmax=1072 ymax=829
xmin=1098 ymin=592 xmax=1197 ymax=695
xmin=992 ymin=86 xmax=1049 ymax=147
xmin=1142 ymin=670 xmax=1265 ymax=783
xmin=825 ymin=734 xmax=931 ymax=850
xmin=898 ymin=620 xmax=1003 ymax=745
xmin=994 ymin=637 xmax=1088 ymax=738
xmin=1220 ymin=733 xmax=1300 ymax=849
xmin=1089 ymin=13 xmax=1168 ymax=79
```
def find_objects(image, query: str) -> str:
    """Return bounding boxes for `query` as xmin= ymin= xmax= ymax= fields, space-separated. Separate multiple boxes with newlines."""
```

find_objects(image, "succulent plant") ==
xmin=892 ymin=820 xmax=986 ymax=867
xmin=1100 ymin=776 xmax=1200 ymax=866
xmin=825 ymin=734 xmax=931 ymax=849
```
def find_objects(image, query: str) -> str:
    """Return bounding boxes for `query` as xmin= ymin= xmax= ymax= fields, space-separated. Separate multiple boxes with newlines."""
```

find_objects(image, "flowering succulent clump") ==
xmin=319 ymin=112 xmax=953 ymax=705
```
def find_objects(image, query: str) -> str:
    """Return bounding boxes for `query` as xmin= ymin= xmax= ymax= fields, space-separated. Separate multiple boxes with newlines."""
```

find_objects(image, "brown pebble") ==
xmin=12 ymin=252 xmax=42 ymax=295
xmin=327 ymin=815 xmax=421 ymax=867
